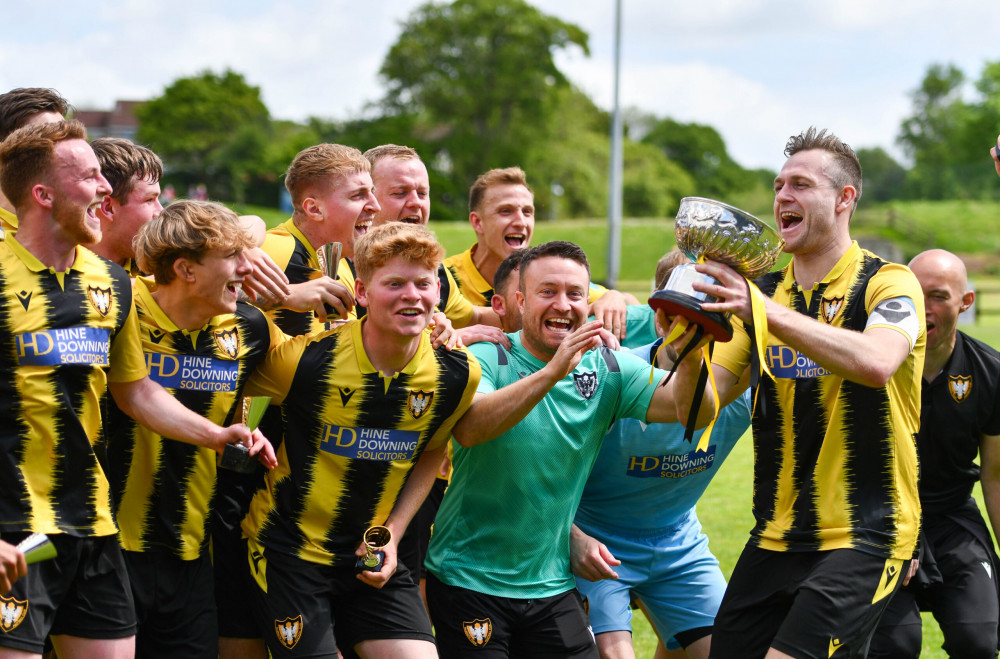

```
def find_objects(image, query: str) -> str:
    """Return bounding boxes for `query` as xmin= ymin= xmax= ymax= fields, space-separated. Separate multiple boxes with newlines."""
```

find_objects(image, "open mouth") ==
xmin=401 ymin=215 xmax=423 ymax=224
xmin=544 ymin=317 xmax=572 ymax=332
xmin=505 ymin=233 xmax=527 ymax=248
xmin=356 ymin=219 xmax=373 ymax=236
xmin=778 ymin=211 xmax=802 ymax=232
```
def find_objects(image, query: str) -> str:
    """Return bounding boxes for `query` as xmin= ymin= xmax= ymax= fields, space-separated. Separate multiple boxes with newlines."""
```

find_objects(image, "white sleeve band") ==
xmin=866 ymin=296 xmax=920 ymax=348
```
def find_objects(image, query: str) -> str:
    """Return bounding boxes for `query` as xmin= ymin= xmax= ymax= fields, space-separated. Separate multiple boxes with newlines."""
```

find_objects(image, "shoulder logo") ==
xmin=87 ymin=285 xmax=112 ymax=317
xmin=948 ymin=375 xmax=972 ymax=402
xmin=214 ymin=328 xmax=240 ymax=358
xmin=574 ymin=371 xmax=598 ymax=400
xmin=463 ymin=618 xmax=492 ymax=647
xmin=820 ymin=296 xmax=844 ymax=323
xmin=0 ymin=595 xmax=28 ymax=633
xmin=408 ymin=390 xmax=434 ymax=419
xmin=15 ymin=290 xmax=31 ymax=311
xmin=828 ymin=636 xmax=843 ymax=657
xmin=872 ymin=298 xmax=911 ymax=323
xmin=339 ymin=387 xmax=356 ymax=406
xmin=275 ymin=615 xmax=303 ymax=650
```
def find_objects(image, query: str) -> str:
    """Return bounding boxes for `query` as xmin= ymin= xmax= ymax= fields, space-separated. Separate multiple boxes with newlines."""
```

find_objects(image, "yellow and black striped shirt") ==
xmin=0 ymin=207 xmax=16 ymax=239
xmin=260 ymin=219 xmax=337 ymax=336
xmin=714 ymin=243 xmax=924 ymax=559
xmin=0 ymin=237 xmax=146 ymax=537
xmin=107 ymin=278 xmax=285 ymax=559
xmin=242 ymin=317 xmax=480 ymax=565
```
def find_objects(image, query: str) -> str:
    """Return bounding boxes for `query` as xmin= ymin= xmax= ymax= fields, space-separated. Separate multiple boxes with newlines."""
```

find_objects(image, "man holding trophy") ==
xmin=670 ymin=128 xmax=924 ymax=658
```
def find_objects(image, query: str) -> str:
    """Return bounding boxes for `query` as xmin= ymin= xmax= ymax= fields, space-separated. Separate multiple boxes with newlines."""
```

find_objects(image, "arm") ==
xmin=570 ymin=524 xmax=620 ymax=582
xmin=980 ymin=431 xmax=1000 ymax=546
xmin=241 ymin=247 xmax=291 ymax=305
xmin=590 ymin=289 xmax=630 ymax=343
xmin=0 ymin=541 xmax=26 ymax=595
xmin=356 ymin=443 xmax=447 ymax=589
xmin=109 ymin=377 xmax=277 ymax=468
xmin=694 ymin=260 xmax=913 ymax=388
xmin=454 ymin=324 xmax=512 ymax=349
xmin=452 ymin=320 xmax=604 ymax=447
xmin=469 ymin=305 xmax=502 ymax=328
xmin=255 ymin=277 xmax=355 ymax=322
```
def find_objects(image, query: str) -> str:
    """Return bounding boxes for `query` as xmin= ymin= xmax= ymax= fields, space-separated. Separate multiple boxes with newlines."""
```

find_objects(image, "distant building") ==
xmin=75 ymin=100 xmax=143 ymax=141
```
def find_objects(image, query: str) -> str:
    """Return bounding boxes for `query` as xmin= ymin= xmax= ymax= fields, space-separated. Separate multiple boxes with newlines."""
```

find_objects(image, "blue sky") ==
xmin=3 ymin=0 xmax=999 ymax=172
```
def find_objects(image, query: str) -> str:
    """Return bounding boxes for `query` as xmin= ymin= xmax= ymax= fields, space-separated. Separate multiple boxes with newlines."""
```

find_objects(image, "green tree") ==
xmin=378 ymin=0 xmax=589 ymax=216
xmin=857 ymin=147 xmax=906 ymax=202
xmin=640 ymin=118 xmax=755 ymax=197
xmin=136 ymin=70 xmax=271 ymax=203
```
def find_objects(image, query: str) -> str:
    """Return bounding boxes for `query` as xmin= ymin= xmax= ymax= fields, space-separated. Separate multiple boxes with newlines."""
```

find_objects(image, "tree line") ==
xmin=133 ymin=0 xmax=1000 ymax=221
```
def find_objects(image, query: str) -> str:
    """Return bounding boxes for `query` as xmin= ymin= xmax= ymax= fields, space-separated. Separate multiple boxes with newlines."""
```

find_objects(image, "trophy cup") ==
xmin=355 ymin=525 xmax=392 ymax=573
xmin=316 ymin=242 xmax=342 ymax=329
xmin=16 ymin=533 xmax=57 ymax=564
xmin=219 ymin=396 xmax=272 ymax=473
xmin=649 ymin=197 xmax=783 ymax=342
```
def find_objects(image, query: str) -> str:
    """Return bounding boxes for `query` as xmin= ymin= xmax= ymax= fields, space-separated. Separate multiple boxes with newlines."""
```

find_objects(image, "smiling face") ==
xmin=186 ymin=247 xmax=253 ymax=318
xmin=49 ymin=139 xmax=112 ymax=245
xmin=306 ymin=171 xmax=380 ymax=256
xmin=355 ymin=256 xmax=440 ymax=339
xmin=772 ymin=149 xmax=851 ymax=257
xmin=101 ymin=175 xmax=162 ymax=262
xmin=516 ymin=255 xmax=590 ymax=360
xmin=371 ymin=157 xmax=430 ymax=227
xmin=471 ymin=183 xmax=534 ymax=262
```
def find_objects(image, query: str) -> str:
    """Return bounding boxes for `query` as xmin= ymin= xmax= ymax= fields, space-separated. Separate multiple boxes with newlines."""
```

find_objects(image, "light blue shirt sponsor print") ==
xmin=145 ymin=352 xmax=241 ymax=392
xmin=16 ymin=326 xmax=111 ymax=366
xmin=575 ymin=340 xmax=752 ymax=534
xmin=320 ymin=426 xmax=419 ymax=462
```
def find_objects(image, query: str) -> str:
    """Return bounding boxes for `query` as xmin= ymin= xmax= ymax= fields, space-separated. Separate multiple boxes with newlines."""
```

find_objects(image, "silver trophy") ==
xmin=649 ymin=197 xmax=783 ymax=342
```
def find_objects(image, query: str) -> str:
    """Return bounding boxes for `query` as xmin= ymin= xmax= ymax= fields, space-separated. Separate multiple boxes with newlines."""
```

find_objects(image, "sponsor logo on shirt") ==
xmin=463 ymin=618 xmax=492 ymax=647
xmin=626 ymin=445 xmax=718 ymax=479
xmin=275 ymin=615 xmax=303 ymax=650
xmin=320 ymin=426 xmax=420 ymax=462
xmin=948 ymin=375 xmax=972 ymax=402
xmin=16 ymin=326 xmax=110 ymax=366
xmin=146 ymin=353 xmax=240 ymax=391
xmin=765 ymin=345 xmax=832 ymax=379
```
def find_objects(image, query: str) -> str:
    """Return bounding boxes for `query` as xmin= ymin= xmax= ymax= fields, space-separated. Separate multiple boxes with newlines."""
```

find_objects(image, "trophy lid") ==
xmin=674 ymin=197 xmax=784 ymax=280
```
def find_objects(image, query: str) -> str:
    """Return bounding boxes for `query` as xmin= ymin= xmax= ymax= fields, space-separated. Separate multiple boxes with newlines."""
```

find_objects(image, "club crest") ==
xmin=949 ymin=375 xmax=972 ymax=402
xmin=463 ymin=618 xmax=493 ymax=647
xmin=408 ymin=390 xmax=434 ymax=419
xmin=0 ymin=595 xmax=28 ymax=633
xmin=215 ymin=328 xmax=240 ymax=358
xmin=274 ymin=615 xmax=303 ymax=650
xmin=574 ymin=371 xmax=598 ymax=400
xmin=87 ymin=285 xmax=112 ymax=317
xmin=820 ymin=296 xmax=844 ymax=324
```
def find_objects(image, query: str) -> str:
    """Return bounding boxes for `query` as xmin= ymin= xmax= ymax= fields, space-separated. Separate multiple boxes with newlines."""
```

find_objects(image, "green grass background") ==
xmin=242 ymin=202 xmax=1000 ymax=657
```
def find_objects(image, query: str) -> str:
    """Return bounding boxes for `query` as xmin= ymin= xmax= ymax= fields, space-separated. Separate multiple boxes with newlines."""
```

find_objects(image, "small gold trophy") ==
xmin=16 ymin=533 xmax=57 ymax=564
xmin=355 ymin=525 xmax=391 ymax=573
xmin=316 ymin=242 xmax=342 ymax=330
xmin=219 ymin=396 xmax=272 ymax=473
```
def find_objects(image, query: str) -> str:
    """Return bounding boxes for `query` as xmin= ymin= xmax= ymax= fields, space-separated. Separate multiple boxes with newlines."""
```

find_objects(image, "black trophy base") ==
xmin=648 ymin=289 xmax=733 ymax=343
xmin=218 ymin=443 xmax=260 ymax=474
xmin=355 ymin=551 xmax=385 ymax=573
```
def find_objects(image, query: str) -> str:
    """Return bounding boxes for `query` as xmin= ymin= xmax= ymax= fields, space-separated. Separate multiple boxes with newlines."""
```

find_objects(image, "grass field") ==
xmin=241 ymin=203 xmax=1000 ymax=657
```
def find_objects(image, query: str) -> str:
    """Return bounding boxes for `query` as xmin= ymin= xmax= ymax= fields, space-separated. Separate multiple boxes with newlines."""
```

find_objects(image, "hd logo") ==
xmin=0 ymin=595 xmax=27 ymax=633
xmin=463 ymin=618 xmax=492 ymax=647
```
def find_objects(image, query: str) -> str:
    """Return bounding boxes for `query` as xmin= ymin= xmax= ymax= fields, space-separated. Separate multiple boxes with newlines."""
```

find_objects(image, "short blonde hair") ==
xmin=353 ymin=222 xmax=443 ymax=283
xmin=469 ymin=166 xmax=531 ymax=213
xmin=363 ymin=144 xmax=420 ymax=170
xmin=134 ymin=200 xmax=254 ymax=284
xmin=285 ymin=143 xmax=369 ymax=214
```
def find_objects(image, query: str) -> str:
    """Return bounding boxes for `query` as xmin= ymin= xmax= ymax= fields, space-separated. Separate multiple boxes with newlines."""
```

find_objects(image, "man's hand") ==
xmin=903 ymin=558 xmax=920 ymax=587
xmin=570 ymin=525 xmax=620 ymax=582
xmin=279 ymin=278 xmax=355 ymax=322
xmin=454 ymin=324 xmax=511 ymax=349
xmin=355 ymin=535 xmax=398 ymax=589
xmin=213 ymin=424 xmax=278 ymax=469
xmin=692 ymin=260 xmax=753 ymax=324
xmin=241 ymin=247 xmax=290 ymax=305
xmin=0 ymin=540 xmax=27 ymax=595
xmin=590 ymin=290 xmax=629 ymax=343
xmin=428 ymin=312 xmax=461 ymax=350
xmin=541 ymin=320 xmax=604 ymax=382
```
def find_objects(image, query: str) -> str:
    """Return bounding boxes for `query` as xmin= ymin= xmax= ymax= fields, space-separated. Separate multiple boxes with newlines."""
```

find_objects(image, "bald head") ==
xmin=908 ymin=249 xmax=973 ymax=356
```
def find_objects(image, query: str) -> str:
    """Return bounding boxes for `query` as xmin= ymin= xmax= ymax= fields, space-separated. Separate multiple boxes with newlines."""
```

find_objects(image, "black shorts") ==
xmin=710 ymin=546 xmax=911 ymax=659
xmin=869 ymin=513 xmax=1000 ymax=658
xmin=246 ymin=539 xmax=433 ymax=656
xmin=125 ymin=550 xmax=217 ymax=658
xmin=0 ymin=533 xmax=136 ymax=654
xmin=426 ymin=572 xmax=599 ymax=658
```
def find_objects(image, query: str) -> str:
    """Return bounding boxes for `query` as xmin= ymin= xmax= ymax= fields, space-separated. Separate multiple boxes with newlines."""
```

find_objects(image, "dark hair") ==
xmin=493 ymin=249 xmax=530 ymax=296
xmin=0 ymin=88 xmax=71 ymax=141
xmin=784 ymin=126 xmax=863 ymax=212
xmin=518 ymin=240 xmax=590 ymax=291
xmin=92 ymin=138 xmax=163 ymax=204
xmin=0 ymin=119 xmax=87 ymax=210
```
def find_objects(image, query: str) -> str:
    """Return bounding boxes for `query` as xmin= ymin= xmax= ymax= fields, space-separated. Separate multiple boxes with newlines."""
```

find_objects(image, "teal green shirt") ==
xmin=425 ymin=332 xmax=665 ymax=598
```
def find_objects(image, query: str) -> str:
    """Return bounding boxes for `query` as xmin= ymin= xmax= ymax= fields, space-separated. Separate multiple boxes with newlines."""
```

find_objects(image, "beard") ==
xmin=52 ymin=195 xmax=100 ymax=246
